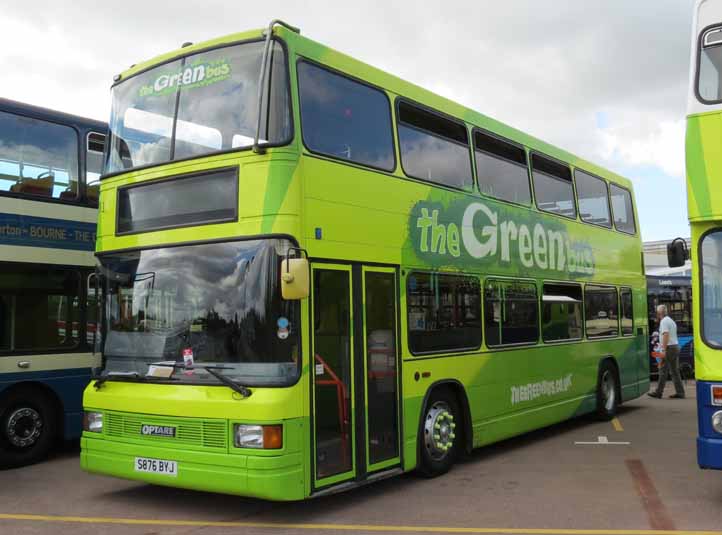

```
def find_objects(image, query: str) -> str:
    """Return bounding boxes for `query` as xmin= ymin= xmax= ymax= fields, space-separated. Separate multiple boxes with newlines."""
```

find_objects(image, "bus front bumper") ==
xmin=697 ymin=381 xmax=722 ymax=470
xmin=81 ymin=435 xmax=305 ymax=501
xmin=698 ymin=436 xmax=722 ymax=470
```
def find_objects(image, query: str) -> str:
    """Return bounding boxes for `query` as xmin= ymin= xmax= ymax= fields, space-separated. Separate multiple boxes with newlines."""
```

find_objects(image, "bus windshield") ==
xmin=98 ymin=239 xmax=300 ymax=386
xmin=106 ymin=40 xmax=291 ymax=174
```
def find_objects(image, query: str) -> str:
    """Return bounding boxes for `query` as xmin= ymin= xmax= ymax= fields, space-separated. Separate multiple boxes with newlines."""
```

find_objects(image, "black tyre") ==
xmin=0 ymin=389 xmax=58 ymax=469
xmin=417 ymin=387 xmax=460 ymax=478
xmin=595 ymin=361 xmax=619 ymax=421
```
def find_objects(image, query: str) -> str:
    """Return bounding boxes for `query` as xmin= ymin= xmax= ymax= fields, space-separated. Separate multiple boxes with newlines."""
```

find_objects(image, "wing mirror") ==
xmin=281 ymin=248 xmax=309 ymax=300
xmin=667 ymin=238 xmax=690 ymax=268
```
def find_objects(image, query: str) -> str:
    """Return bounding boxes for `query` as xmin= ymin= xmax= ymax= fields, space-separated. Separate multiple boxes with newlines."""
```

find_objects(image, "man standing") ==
xmin=649 ymin=304 xmax=685 ymax=399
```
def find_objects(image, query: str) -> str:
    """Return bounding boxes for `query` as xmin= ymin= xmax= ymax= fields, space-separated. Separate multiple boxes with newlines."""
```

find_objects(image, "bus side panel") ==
xmin=401 ymin=335 xmax=645 ymax=471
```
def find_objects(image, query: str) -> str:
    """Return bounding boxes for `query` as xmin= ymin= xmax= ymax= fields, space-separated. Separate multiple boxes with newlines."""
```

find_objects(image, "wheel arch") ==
xmin=417 ymin=379 xmax=473 ymax=456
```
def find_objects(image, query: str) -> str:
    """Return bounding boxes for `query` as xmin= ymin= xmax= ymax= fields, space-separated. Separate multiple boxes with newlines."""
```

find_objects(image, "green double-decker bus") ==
xmin=684 ymin=0 xmax=722 ymax=469
xmin=81 ymin=21 xmax=648 ymax=500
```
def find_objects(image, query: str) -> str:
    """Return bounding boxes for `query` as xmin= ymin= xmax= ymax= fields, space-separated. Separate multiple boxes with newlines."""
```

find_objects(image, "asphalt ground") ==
xmin=1 ymin=379 xmax=720 ymax=535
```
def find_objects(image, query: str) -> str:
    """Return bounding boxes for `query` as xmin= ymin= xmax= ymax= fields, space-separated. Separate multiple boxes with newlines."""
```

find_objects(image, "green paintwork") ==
xmin=84 ymin=26 xmax=648 ymax=500
xmin=687 ymin=109 xmax=722 ymax=381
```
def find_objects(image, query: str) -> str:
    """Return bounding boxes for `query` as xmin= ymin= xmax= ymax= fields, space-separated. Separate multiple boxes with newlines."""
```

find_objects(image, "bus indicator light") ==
xmin=263 ymin=425 xmax=283 ymax=449
xmin=712 ymin=385 xmax=722 ymax=406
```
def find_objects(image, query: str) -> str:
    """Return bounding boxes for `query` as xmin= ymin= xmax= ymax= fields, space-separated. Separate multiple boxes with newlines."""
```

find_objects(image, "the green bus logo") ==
xmin=411 ymin=200 xmax=595 ymax=276
xmin=139 ymin=59 xmax=232 ymax=97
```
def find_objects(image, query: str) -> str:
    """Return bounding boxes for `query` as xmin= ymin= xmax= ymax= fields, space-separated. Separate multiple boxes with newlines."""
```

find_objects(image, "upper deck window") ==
xmin=575 ymin=170 xmax=611 ymax=228
xmin=699 ymin=27 xmax=722 ymax=103
xmin=86 ymin=132 xmax=106 ymax=206
xmin=106 ymin=41 xmax=291 ymax=174
xmin=474 ymin=130 xmax=531 ymax=205
xmin=0 ymin=111 xmax=79 ymax=200
xmin=298 ymin=61 xmax=395 ymax=171
xmin=531 ymin=153 xmax=576 ymax=219
xmin=397 ymin=102 xmax=473 ymax=191
xmin=609 ymin=183 xmax=636 ymax=234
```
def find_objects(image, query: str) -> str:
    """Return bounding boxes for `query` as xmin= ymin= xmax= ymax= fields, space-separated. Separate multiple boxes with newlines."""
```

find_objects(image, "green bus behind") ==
xmin=81 ymin=21 xmax=648 ymax=500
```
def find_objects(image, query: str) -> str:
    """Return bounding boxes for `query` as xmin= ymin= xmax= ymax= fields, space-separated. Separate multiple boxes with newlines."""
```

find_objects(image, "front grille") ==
xmin=105 ymin=411 xmax=227 ymax=451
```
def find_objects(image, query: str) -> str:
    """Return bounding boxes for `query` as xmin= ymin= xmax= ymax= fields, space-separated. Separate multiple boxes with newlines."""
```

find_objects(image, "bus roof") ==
xmin=0 ymin=97 xmax=106 ymax=132
xmin=116 ymin=25 xmax=633 ymax=191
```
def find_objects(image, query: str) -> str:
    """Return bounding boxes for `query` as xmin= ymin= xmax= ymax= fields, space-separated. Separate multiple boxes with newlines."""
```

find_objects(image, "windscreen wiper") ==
xmin=93 ymin=371 xmax=140 ymax=390
xmin=150 ymin=362 xmax=252 ymax=398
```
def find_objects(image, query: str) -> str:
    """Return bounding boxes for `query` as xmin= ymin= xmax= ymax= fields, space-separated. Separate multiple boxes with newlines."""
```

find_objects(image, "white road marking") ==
xmin=575 ymin=435 xmax=630 ymax=445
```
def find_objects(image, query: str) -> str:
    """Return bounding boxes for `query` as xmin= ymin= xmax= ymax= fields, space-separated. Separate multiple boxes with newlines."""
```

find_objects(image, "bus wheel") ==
xmin=418 ymin=388 xmax=460 ymax=478
xmin=595 ymin=361 xmax=619 ymax=421
xmin=0 ymin=390 xmax=57 ymax=469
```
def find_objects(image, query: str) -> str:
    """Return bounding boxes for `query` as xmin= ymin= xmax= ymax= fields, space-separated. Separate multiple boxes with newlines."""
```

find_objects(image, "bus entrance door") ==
xmin=310 ymin=264 xmax=401 ymax=492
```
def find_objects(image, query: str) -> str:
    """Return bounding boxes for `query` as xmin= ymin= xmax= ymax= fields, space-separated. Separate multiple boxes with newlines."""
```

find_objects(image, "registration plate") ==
xmin=134 ymin=457 xmax=177 ymax=477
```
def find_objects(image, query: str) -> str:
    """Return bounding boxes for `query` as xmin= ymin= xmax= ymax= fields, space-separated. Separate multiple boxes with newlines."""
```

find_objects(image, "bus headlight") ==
xmin=712 ymin=411 xmax=722 ymax=435
xmin=233 ymin=424 xmax=282 ymax=449
xmin=83 ymin=411 xmax=103 ymax=433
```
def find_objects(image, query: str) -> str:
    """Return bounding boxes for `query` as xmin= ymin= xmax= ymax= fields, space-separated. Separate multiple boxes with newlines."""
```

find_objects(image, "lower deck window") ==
xmin=542 ymin=284 xmax=583 ymax=342
xmin=620 ymin=288 xmax=634 ymax=336
xmin=406 ymin=272 xmax=481 ymax=354
xmin=585 ymin=285 xmax=619 ymax=337
xmin=0 ymin=266 xmax=82 ymax=351
xmin=484 ymin=280 xmax=539 ymax=346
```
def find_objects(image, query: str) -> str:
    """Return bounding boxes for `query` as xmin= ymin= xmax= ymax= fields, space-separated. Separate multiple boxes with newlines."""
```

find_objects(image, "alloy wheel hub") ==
xmin=6 ymin=408 xmax=42 ymax=448
xmin=424 ymin=402 xmax=456 ymax=461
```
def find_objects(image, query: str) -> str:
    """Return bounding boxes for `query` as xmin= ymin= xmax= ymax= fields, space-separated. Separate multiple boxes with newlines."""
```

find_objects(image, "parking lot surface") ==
xmin=1 ymin=380 xmax=720 ymax=535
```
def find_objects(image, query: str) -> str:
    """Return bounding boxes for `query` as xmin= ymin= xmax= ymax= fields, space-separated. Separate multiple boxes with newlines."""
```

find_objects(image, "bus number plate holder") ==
xmin=134 ymin=457 xmax=178 ymax=477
